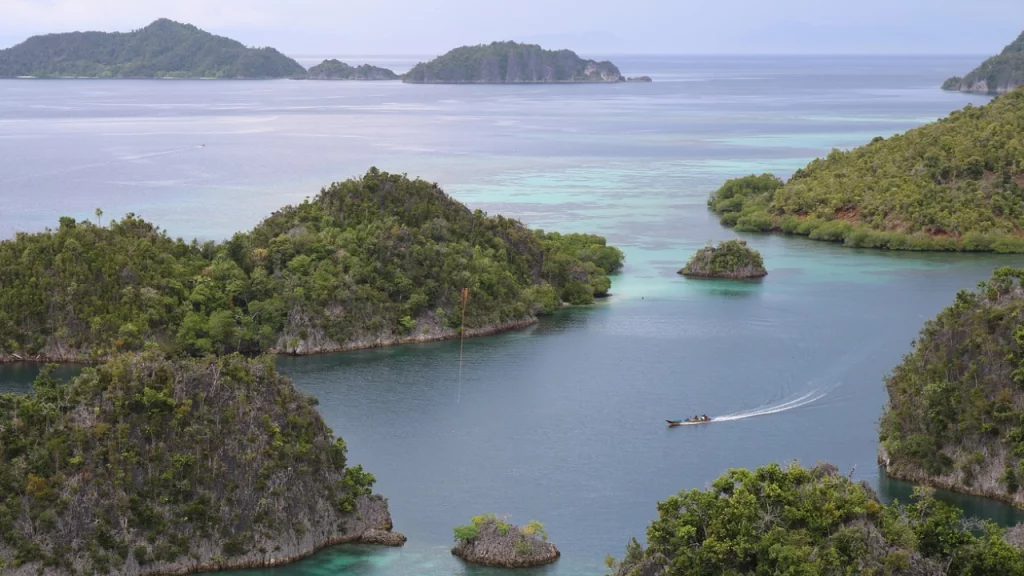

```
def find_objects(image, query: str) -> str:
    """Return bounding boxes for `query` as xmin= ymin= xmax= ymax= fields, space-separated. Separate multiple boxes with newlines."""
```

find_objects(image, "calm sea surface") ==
xmin=2 ymin=55 xmax=1023 ymax=575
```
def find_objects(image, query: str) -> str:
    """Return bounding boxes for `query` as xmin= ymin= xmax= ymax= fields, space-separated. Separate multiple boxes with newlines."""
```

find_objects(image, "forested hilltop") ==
xmin=608 ymin=462 xmax=1024 ymax=576
xmin=943 ymin=30 xmax=1024 ymax=94
xmin=0 ymin=168 xmax=623 ymax=363
xmin=0 ymin=353 xmax=404 ymax=575
xmin=708 ymin=90 xmax=1024 ymax=253
xmin=305 ymin=60 xmax=398 ymax=81
xmin=880 ymin=267 xmax=1024 ymax=507
xmin=0 ymin=19 xmax=305 ymax=79
xmin=402 ymin=41 xmax=625 ymax=83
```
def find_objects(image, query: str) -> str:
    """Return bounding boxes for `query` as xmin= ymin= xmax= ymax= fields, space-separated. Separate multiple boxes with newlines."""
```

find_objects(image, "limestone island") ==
xmin=451 ymin=514 xmax=559 ymax=568
xmin=0 ymin=169 xmax=624 ymax=363
xmin=0 ymin=353 xmax=405 ymax=575
xmin=0 ymin=18 xmax=305 ymax=79
xmin=402 ymin=41 xmax=636 ymax=83
xmin=305 ymin=59 xmax=399 ymax=81
xmin=678 ymin=239 xmax=767 ymax=279
xmin=879 ymin=267 xmax=1024 ymax=507
xmin=942 ymin=30 xmax=1024 ymax=94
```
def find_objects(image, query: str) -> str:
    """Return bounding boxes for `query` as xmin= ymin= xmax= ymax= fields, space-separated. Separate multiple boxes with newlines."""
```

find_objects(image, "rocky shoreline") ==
xmin=0 ymin=317 xmax=539 ymax=365
xmin=1 ymin=495 xmax=405 ymax=576
xmin=878 ymin=444 xmax=1024 ymax=509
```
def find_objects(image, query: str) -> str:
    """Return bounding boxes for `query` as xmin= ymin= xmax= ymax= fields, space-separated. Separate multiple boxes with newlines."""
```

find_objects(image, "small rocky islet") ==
xmin=678 ymin=239 xmax=767 ymax=279
xmin=451 ymin=515 xmax=559 ymax=568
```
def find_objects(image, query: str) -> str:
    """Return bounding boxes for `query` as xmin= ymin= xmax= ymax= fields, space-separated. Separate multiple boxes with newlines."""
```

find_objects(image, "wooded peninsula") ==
xmin=707 ymin=89 xmax=1024 ymax=252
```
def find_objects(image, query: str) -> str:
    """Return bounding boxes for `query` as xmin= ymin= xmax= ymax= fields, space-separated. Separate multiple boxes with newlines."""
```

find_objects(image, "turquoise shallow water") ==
xmin=1 ymin=55 xmax=1021 ymax=575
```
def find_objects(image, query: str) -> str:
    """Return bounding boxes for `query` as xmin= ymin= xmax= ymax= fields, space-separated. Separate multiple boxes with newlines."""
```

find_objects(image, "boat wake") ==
xmin=711 ymin=389 xmax=827 ymax=423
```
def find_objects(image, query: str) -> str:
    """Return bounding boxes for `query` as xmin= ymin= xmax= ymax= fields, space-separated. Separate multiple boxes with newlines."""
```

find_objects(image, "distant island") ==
xmin=305 ymin=59 xmax=399 ymax=81
xmin=943 ymin=30 xmax=1024 ymax=94
xmin=402 ymin=41 xmax=633 ymax=83
xmin=880 ymin=267 xmax=1024 ymax=507
xmin=452 ymin=514 xmax=558 ymax=568
xmin=0 ymin=18 xmax=305 ymax=79
xmin=607 ymin=462 xmax=1024 ymax=575
xmin=707 ymin=89 xmax=1024 ymax=253
xmin=0 ymin=353 xmax=404 ymax=575
xmin=678 ymin=239 xmax=767 ymax=279
xmin=0 ymin=168 xmax=624 ymax=364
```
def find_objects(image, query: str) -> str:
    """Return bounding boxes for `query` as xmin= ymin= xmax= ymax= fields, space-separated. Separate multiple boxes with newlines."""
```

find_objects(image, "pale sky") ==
xmin=1 ymin=0 xmax=1022 ymax=55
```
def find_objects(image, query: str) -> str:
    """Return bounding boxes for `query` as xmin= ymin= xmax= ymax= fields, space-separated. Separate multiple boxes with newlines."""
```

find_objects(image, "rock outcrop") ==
xmin=403 ymin=41 xmax=626 ymax=83
xmin=451 ymin=516 xmax=559 ymax=568
xmin=0 ymin=354 xmax=404 ymax=575
xmin=678 ymin=239 xmax=767 ymax=279
xmin=306 ymin=59 xmax=399 ymax=80
xmin=942 ymin=30 xmax=1024 ymax=94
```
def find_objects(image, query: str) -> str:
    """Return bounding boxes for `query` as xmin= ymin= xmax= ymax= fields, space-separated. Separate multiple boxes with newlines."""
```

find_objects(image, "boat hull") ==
xmin=667 ymin=419 xmax=712 ymax=427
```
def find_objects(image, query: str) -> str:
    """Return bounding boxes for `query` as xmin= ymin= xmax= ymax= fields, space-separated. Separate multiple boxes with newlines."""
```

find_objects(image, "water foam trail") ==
xmin=711 ymin=389 xmax=827 ymax=422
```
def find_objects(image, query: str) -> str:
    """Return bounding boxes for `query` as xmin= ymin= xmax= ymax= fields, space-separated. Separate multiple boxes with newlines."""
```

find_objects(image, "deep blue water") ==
xmin=1 ymin=55 xmax=1021 ymax=575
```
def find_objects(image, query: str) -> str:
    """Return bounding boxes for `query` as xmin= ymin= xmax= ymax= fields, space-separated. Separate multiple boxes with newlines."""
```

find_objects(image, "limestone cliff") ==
xmin=0 ymin=354 xmax=404 ymax=575
xmin=879 ymin=267 xmax=1024 ymax=506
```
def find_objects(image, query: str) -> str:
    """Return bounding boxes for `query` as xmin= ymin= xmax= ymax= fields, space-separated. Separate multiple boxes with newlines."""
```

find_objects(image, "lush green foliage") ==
xmin=944 ymin=31 xmax=1024 ymax=93
xmin=880 ymin=267 xmax=1024 ymax=499
xmin=608 ymin=462 xmax=1024 ymax=576
xmin=454 ymin=514 xmax=510 ymax=543
xmin=0 ymin=168 xmax=622 ymax=361
xmin=708 ymin=91 xmax=1024 ymax=252
xmin=0 ymin=19 xmax=305 ymax=78
xmin=305 ymin=60 xmax=398 ymax=80
xmin=403 ymin=41 xmax=623 ymax=83
xmin=0 ymin=353 xmax=373 ymax=571
xmin=679 ymin=239 xmax=766 ymax=278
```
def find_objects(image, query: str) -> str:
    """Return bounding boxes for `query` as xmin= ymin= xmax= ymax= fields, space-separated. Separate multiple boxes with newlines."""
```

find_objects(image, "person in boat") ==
xmin=702 ymin=414 xmax=709 ymax=421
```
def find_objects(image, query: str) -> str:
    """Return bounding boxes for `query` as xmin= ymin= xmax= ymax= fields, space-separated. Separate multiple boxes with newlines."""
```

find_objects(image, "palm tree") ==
xmin=95 ymin=207 xmax=103 ymax=227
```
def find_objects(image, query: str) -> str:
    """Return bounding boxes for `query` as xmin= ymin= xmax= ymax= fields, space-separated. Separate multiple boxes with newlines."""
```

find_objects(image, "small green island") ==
xmin=452 ymin=514 xmax=558 ymax=568
xmin=0 ymin=353 xmax=404 ymax=575
xmin=607 ymin=462 xmax=1024 ymax=575
xmin=678 ymin=239 xmax=767 ymax=279
xmin=305 ymin=59 xmax=399 ymax=81
xmin=0 ymin=19 xmax=305 ymax=79
xmin=880 ymin=267 xmax=1024 ymax=507
xmin=943 ymin=30 xmax=1024 ymax=94
xmin=0 ymin=168 xmax=623 ymax=364
xmin=708 ymin=89 xmax=1024 ymax=253
xmin=402 ymin=41 xmax=630 ymax=84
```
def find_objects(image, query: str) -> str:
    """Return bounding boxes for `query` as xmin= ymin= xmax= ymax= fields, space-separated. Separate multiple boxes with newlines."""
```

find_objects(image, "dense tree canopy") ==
xmin=0 ymin=19 xmax=305 ymax=79
xmin=402 ymin=41 xmax=624 ymax=83
xmin=0 ymin=168 xmax=623 ymax=361
xmin=943 ymin=31 xmax=1024 ymax=94
xmin=880 ymin=267 xmax=1024 ymax=506
xmin=0 ymin=353 xmax=384 ymax=573
xmin=608 ymin=462 xmax=1024 ymax=576
xmin=708 ymin=90 xmax=1024 ymax=253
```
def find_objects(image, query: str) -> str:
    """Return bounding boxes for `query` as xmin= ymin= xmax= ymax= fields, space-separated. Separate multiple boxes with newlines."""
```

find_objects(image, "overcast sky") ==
xmin=1 ymin=0 xmax=1022 ymax=55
